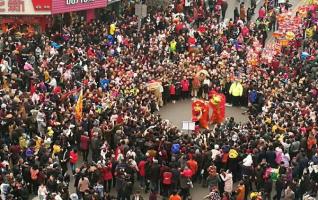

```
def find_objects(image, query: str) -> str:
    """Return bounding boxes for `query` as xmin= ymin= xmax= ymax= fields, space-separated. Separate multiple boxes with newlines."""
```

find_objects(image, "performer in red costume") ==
xmin=209 ymin=91 xmax=226 ymax=124
xmin=192 ymin=99 xmax=209 ymax=129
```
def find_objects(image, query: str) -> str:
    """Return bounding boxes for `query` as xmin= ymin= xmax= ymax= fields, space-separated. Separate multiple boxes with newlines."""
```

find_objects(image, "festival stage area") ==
xmin=158 ymin=99 xmax=249 ymax=129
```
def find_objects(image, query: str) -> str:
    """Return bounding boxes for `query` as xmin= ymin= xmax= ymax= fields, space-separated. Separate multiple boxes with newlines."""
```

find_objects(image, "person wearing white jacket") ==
xmin=38 ymin=183 xmax=48 ymax=200
xmin=242 ymin=153 xmax=253 ymax=176
xmin=243 ymin=154 xmax=253 ymax=167
xmin=211 ymin=145 xmax=221 ymax=161
xmin=220 ymin=170 xmax=233 ymax=194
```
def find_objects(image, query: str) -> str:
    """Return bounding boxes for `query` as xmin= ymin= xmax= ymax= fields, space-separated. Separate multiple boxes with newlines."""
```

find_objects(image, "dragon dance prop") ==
xmin=209 ymin=91 xmax=226 ymax=124
xmin=192 ymin=99 xmax=209 ymax=129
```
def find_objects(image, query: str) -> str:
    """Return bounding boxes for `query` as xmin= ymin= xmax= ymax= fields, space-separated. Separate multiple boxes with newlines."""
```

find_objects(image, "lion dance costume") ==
xmin=209 ymin=91 xmax=226 ymax=124
xmin=192 ymin=99 xmax=209 ymax=129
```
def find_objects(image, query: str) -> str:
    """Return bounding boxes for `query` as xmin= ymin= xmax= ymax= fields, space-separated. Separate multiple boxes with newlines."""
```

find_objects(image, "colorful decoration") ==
xmin=192 ymin=99 xmax=209 ymax=129
xmin=286 ymin=31 xmax=295 ymax=40
xmin=261 ymin=5 xmax=308 ymax=66
xmin=209 ymin=91 xmax=226 ymax=124
xmin=75 ymin=89 xmax=83 ymax=122
xmin=304 ymin=0 xmax=318 ymax=5
xmin=247 ymin=39 xmax=262 ymax=66
xmin=279 ymin=39 xmax=289 ymax=47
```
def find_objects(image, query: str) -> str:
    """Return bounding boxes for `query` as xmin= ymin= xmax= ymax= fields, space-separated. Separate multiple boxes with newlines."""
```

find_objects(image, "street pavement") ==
xmin=158 ymin=99 xmax=248 ymax=129
xmin=224 ymin=0 xmax=263 ymax=21
xmin=224 ymin=0 xmax=304 ymax=22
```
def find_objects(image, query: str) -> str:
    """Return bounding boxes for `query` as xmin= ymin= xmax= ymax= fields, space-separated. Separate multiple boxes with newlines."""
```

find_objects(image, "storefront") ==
xmin=52 ymin=0 xmax=108 ymax=23
xmin=107 ymin=0 xmax=121 ymax=15
xmin=0 ymin=0 xmax=52 ymax=32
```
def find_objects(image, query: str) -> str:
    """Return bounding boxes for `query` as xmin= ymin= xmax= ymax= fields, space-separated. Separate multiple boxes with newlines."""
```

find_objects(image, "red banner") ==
xmin=52 ymin=0 xmax=107 ymax=14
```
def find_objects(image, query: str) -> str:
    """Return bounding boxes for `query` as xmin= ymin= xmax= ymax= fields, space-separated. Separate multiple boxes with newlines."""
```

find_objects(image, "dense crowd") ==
xmin=0 ymin=0 xmax=317 ymax=200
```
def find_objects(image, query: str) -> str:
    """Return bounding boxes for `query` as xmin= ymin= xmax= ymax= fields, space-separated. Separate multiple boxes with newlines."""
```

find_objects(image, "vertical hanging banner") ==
xmin=52 ymin=0 xmax=107 ymax=14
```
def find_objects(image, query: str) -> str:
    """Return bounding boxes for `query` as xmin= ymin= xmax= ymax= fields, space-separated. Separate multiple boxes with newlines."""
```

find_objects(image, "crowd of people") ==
xmin=0 ymin=0 xmax=317 ymax=200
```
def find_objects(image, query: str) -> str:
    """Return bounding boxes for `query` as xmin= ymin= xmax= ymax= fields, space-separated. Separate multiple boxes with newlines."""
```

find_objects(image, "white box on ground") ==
xmin=182 ymin=121 xmax=196 ymax=131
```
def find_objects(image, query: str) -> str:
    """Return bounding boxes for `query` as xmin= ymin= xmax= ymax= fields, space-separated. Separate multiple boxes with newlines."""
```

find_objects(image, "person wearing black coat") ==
xmin=264 ymin=178 xmax=272 ymax=200
xmin=150 ymin=160 xmax=160 ymax=193
xmin=221 ymin=1 xmax=228 ymax=20
xmin=228 ymin=155 xmax=239 ymax=182
xmin=59 ymin=148 xmax=70 ymax=174
xmin=234 ymin=7 xmax=240 ymax=21
xmin=170 ymin=165 xmax=180 ymax=191
xmin=299 ymin=172 xmax=311 ymax=198
xmin=274 ymin=175 xmax=285 ymax=200
xmin=265 ymin=146 xmax=276 ymax=168
xmin=46 ymin=175 xmax=58 ymax=193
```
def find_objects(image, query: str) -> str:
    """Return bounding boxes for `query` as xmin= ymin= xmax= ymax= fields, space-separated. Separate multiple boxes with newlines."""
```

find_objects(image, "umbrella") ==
xmin=301 ymin=52 xmax=310 ymax=60
xmin=285 ymin=31 xmax=295 ymax=40
xmin=272 ymin=31 xmax=284 ymax=38
xmin=229 ymin=149 xmax=238 ymax=158
xmin=23 ymin=63 xmax=33 ymax=71
xmin=182 ymin=168 xmax=192 ymax=178
xmin=196 ymin=69 xmax=209 ymax=77
xmin=51 ymin=41 xmax=61 ymax=49
xmin=5 ymin=114 xmax=13 ymax=119
xmin=147 ymin=81 xmax=161 ymax=91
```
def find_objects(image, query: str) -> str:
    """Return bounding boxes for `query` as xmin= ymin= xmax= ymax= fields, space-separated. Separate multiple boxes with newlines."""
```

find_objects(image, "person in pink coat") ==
xmin=258 ymin=6 xmax=266 ymax=20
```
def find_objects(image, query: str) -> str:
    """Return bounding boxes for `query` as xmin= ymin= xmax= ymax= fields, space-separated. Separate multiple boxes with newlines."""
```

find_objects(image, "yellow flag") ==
xmin=75 ymin=89 xmax=83 ymax=122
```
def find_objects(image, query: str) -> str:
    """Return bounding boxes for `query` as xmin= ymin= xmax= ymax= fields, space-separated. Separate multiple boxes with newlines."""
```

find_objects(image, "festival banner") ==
xmin=0 ymin=0 xmax=51 ymax=15
xmin=52 ymin=0 xmax=107 ymax=14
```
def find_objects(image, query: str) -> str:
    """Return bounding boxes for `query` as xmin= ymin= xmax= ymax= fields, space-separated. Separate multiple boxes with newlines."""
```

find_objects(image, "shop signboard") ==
xmin=0 ymin=0 xmax=51 ymax=15
xmin=135 ymin=3 xmax=147 ymax=17
xmin=52 ymin=0 xmax=107 ymax=14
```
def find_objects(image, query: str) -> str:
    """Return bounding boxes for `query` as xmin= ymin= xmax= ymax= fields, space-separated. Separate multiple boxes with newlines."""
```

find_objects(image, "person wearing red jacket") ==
xmin=87 ymin=47 xmax=95 ymax=59
xmin=162 ymin=167 xmax=172 ymax=198
xmin=69 ymin=149 xmax=78 ymax=174
xmin=180 ymin=166 xmax=193 ymax=200
xmin=181 ymin=77 xmax=190 ymax=100
xmin=80 ymin=132 xmax=90 ymax=162
xmin=170 ymin=83 xmax=176 ymax=104
xmin=101 ymin=161 xmax=113 ymax=192
xmin=187 ymin=158 xmax=198 ymax=180
xmin=138 ymin=159 xmax=147 ymax=189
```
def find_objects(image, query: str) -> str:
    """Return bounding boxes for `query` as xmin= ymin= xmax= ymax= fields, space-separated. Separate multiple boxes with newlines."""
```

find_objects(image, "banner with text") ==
xmin=0 ymin=0 xmax=51 ymax=15
xmin=52 ymin=0 xmax=107 ymax=14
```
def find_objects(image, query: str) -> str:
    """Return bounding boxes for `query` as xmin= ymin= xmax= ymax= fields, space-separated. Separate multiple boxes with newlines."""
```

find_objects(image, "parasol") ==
xmin=196 ymin=69 xmax=209 ymax=77
xmin=272 ymin=31 xmax=284 ymax=38
xmin=5 ymin=114 xmax=13 ymax=119
xmin=147 ymin=81 xmax=161 ymax=91
xmin=285 ymin=31 xmax=295 ymax=40
xmin=301 ymin=52 xmax=310 ymax=60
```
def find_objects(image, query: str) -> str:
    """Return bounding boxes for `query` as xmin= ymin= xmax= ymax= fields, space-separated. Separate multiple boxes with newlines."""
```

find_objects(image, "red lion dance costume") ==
xmin=209 ymin=91 xmax=226 ymax=124
xmin=192 ymin=99 xmax=209 ymax=129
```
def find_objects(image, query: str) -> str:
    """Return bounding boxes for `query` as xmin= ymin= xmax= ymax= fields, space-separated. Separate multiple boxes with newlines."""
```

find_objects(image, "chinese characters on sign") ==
xmin=66 ymin=0 xmax=94 ymax=5
xmin=0 ymin=0 xmax=5 ymax=12
xmin=8 ymin=0 xmax=25 ymax=12
xmin=52 ymin=0 xmax=106 ymax=14
xmin=0 ymin=0 xmax=25 ymax=13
